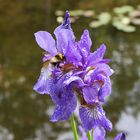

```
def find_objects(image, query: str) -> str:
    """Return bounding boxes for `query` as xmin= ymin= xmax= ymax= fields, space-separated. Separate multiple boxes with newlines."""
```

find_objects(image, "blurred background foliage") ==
xmin=0 ymin=0 xmax=140 ymax=140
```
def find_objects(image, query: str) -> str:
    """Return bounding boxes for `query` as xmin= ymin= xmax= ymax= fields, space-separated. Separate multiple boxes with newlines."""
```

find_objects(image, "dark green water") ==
xmin=0 ymin=0 xmax=140 ymax=140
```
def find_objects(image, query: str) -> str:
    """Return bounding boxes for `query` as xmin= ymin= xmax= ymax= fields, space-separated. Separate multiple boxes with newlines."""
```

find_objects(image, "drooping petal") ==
xmin=33 ymin=64 xmax=53 ymax=94
xmin=34 ymin=31 xmax=57 ymax=56
xmin=78 ymin=30 xmax=92 ymax=64
xmin=114 ymin=132 xmax=126 ymax=140
xmin=48 ymin=74 xmax=77 ymax=121
xmin=50 ymin=86 xmax=77 ymax=121
xmin=94 ymin=127 xmax=106 ymax=140
xmin=87 ymin=44 xmax=106 ymax=66
xmin=79 ymin=105 xmax=112 ymax=131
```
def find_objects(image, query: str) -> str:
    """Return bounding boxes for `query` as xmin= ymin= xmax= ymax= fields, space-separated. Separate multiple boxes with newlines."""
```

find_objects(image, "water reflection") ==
xmin=0 ymin=0 xmax=140 ymax=139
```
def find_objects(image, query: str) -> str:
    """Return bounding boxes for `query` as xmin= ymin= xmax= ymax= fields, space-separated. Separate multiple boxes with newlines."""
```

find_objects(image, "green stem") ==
xmin=87 ymin=131 xmax=92 ymax=140
xmin=71 ymin=114 xmax=79 ymax=140
xmin=91 ymin=129 xmax=94 ymax=140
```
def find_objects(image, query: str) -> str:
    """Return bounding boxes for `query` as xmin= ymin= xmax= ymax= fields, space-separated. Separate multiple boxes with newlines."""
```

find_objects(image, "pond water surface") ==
xmin=0 ymin=0 xmax=140 ymax=140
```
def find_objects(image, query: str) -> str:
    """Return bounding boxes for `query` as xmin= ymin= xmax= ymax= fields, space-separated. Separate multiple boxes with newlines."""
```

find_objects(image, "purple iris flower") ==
xmin=79 ymin=104 xmax=112 ymax=131
xmin=114 ymin=132 xmax=126 ymax=140
xmin=79 ymin=126 xmax=88 ymax=140
xmin=33 ymin=11 xmax=81 ymax=94
xmin=94 ymin=127 xmax=106 ymax=140
xmin=64 ymin=43 xmax=113 ymax=131
xmin=34 ymin=10 xmax=114 ymax=131
xmin=47 ymin=74 xmax=77 ymax=121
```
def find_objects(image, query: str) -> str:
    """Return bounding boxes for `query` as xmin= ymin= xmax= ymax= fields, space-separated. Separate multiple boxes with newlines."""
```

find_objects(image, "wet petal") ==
xmin=79 ymin=105 xmax=112 ymax=131
xmin=55 ymin=29 xmax=75 ymax=54
xmin=34 ymin=31 xmax=57 ymax=56
xmin=50 ymin=86 xmax=77 ymax=121
xmin=65 ymin=42 xmax=82 ymax=65
xmin=114 ymin=132 xmax=126 ymax=140
xmin=33 ymin=64 xmax=53 ymax=94
xmin=94 ymin=127 xmax=106 ymax=140
xmin=78 ymin=30 xmax=92 ymax=63
xmin=87 ymin=44 xmax=106 ymax=66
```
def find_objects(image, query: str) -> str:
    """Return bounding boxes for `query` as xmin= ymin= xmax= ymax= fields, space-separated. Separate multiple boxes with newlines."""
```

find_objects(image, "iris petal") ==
xmin=87 ymin=44 xmax=106 ymax=66
xmin=114 ymin=132 xmax=126 ymax=140
xmin=94 ymin=127 xmax=106 ymax=140
xmin=34 ymin=31 xmax=57 ymax=56
xmin=79 ymin=105 xmax=112 ymax=131
xmin=50 ymin=85 xmax=77 ymax=121
xmin=82 ymin=86 xmax=98 ymax=104
xmin=55 ymin=29 xmax=75 ymax=54
xmin=33 ymin=65 xmax=53 ymax=94
xmin=78 ymin=30 xmax=92 ymax=64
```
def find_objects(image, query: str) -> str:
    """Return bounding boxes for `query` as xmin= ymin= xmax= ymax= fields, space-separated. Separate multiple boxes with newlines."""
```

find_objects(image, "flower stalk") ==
xmin=71 ymin=114 xmax=79 ymax=140
xmin=87 ymin=131 xmax=92 ymax=140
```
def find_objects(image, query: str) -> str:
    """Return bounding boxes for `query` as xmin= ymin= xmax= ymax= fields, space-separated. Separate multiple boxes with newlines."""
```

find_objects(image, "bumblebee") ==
xmin=50 ymin=53 xmax=65 ymax=67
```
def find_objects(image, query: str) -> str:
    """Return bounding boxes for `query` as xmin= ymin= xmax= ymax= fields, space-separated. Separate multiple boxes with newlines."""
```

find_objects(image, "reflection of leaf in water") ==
xmin=89 ymin=20 xmax=103 ymax=28
xmin=98 ymin=12 xmax=111 ymax=24
xmin=112 ymin=20 xmax=136 ymax=32
xmin=83 ymin=10 xmax=95 ymax=17
xmin=57 ymin=17 xmax=63 ymax=23
xmin=130 ymin=10 xmax=140 ymax=25
xmin=70 ymin=10 xmax=84 ymax=16
xmin=131 ymin=18 xmax=140 ymax=25
xmin=121 ymin=17 xmax=130 ymax=25
xmin=55 ymin=10 xmax=64 ymax=16
xmin=89 ymin=12 xmax=111 ymax=28
xmin=138 ymin=5 xmax=140 ymax=10
xmin=113 ymin=5 xmax=134 ymax=15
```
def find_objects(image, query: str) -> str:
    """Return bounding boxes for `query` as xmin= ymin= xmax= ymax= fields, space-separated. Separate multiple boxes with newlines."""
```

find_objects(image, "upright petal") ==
xmin=65 ymin=41 xmax=82 ymax=65
xmin=78 ymin=30 xmax=92 ymax=64
xmin=79 ymin=105 xmax=112 ymax=131
xmin=94 ymin=127 xmax=106 ymax=140
xmin=34 ymin=31 xmax=57 ymax=56
xmin=114 ymin=132 xmax=126 ymax=140
xmin=54 ymin=10 xmax=71 ymax=36
xmin=61 ymin=10 xmax=71 ymax=30
xmin=55 ymin=29 xmax=75 ymax=54
xmin=87 ymin=44 xmax=106 ymax=66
